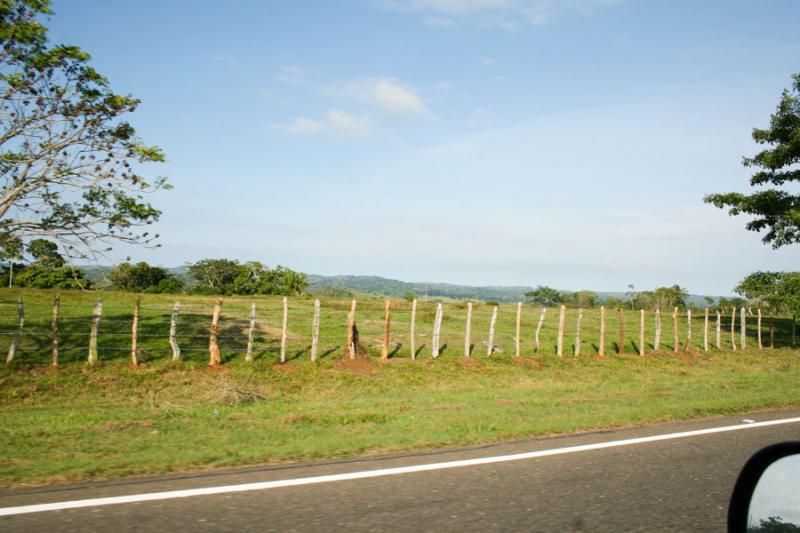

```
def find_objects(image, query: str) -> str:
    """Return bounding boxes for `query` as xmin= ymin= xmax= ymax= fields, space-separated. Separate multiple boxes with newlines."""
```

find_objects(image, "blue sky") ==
xmin=48 ymin=0 xmax=800 ymax=294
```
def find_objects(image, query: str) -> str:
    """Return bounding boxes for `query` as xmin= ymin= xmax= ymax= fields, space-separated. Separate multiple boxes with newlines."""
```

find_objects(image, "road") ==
xmin=2 ymin=409 xmax=800 ymax=532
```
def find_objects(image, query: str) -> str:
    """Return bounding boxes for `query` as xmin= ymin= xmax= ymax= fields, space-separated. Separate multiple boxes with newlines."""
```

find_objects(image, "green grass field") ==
xmin=0 ymin=289 xmax=798 ymax=487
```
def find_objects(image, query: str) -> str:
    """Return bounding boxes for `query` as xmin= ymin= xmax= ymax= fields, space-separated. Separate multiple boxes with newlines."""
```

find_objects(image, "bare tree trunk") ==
xmin=347 ymin=299 xmax=357 ymax=359
xmin=515 ymin=302 xmax=522 ymax=357
xmin=672 ymin=307 xmax=679 ymax=353
xmin=382 ymin=298 xmax=391 ymax=359
xmin=703 ymin=308 xmax=709 ymax=352
xmin=432 ymin=303 xmax=443 ymax=358
xmin=619 ymin=308 xmax=625 ymax=354
xmin=757 ymin=308 xmax=762 ymax=350
xmin=208 ymin=298 xmax=222 ymax=366
xmin=575 ymin=308 xmax=583 ymax=356
xmin=280 ymin=296 xmax=288 ymax=363
xmin=557 ymin=305 xmax=566 ymax=357
xmin=685 ymin=309 xmax=692 ymax=350
xmin=535 ymin=307 xmax=546 ymax=352
xmin=487 ymin=305 xmax=498 ymax=356
xmin=311 ymin=299 xmax=320 ymax=362
xmin=88 ymin=299 xmax=102 ymax=366
xmin=169 ymin=302 xmax=181 ymax=361
xmin=716 ymin=310 xmax=721 ymax=349
xmin=599 ymin=306 xmax=606 ymax=356
xmin=51 ymin=292 xmax=60 ymax=367
xmin=464 ymin=302 xmax=472 ymax=358
xmin=654 ymin=308 xmax=661 ymax=351
xmin=731 ymin=307 xmax=737 ymax=351
xmin=740 ymin=306 xmax=746 ymax=350
xmin=245 ymin=302 xmax=256 ymax=363
xmin=410 ymin=299 xmax=417 ymax=360
xmin=639 ymin=309 xmax=645 ymax=356
xmin=131 ymin=296 xmax=141 ymax=366
xmin=6 ymin=296 xmax=24 ymax=364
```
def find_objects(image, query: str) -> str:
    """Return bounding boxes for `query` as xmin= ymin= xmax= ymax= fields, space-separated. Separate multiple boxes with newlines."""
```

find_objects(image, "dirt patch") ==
xmin=426 ymin=403 xmax=465 ymax=411
xmin=459 ymin=357 xmax=484 ymax=368
xmin=495 ymin=399 xmax=518 ymax=407
xmin=102 ymin=420 xmax=156 ymax=431
xmin=513 ymin=357 xmax=542 ymax=369
xmin=273 ymin=362 xmax=301 ymax=373
xmin=333 ymin=357 xmax=376 ymax=376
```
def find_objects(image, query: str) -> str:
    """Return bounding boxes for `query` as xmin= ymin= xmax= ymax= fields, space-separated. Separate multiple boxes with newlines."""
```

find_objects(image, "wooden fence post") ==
xmin=432 ymin=303 xmax=443 ymax=358
xmin=770 ymin=317 xmax=775 ymax=349
xmin=208 ymin=298 xmax=222 ymax=366
xmin=535 ymin=307 xmax=546 ymax=352
xmin=672 ymin=307 xmax=679 ymax=353
xmin=464 ymin=302 xmax=472 ymax=358
xmin=557 ymin=305 xmax=566 ymax=357
xmin=599 ymin=306 xmax=606 ymax=357
xmin=619 ymin=308 xmax=625 ymax=354
xmin=311 ymin=299 xmax=320 ymax=362
xmin=245 ymin=302 xmax=256 ymax=363
xmin=347 ymin=299 xmax=357 ymax=359
xmin=731 ymin=307 xmax=737 ymax=351
xmin=6 ymin=296 xmax=24 ymax=364
xmin=639 ymin=309 xmax=645 ymax=356
xmin=716 ymin=310 xmax=721 ymax=349
xmin=487 ymin=305 xmax=497 ymax=356
xmin=169 ymin=302 xmax=181 ymax=361
xmin=410 ymin=299 xmax=417 ymax=360
xmin=280 ymin=296 xmax=288 ymax=363
xmin=515 ymin=302 xmax=522 ymax=357
xmin=740 ymin=306 xmax=746 ymax=350
xmin=703 ymin=308 xmax=709 ymax=352
xmin=382 ymin=298 xmax=392 ymax=359
xmin=51 ymin=292 xmax=60 ymax=367
xmin=685 ymin=309 xmax=692 ymax=350
xmin=131 ymin=296 xmax=141 ymax=366
xmin=575 ymin=308 xmax=583 ymax=356
xmin=654 ymin=308 xmax=661 ymax=351
xmin=88 ymin=298 xmax=102 ymax=366
xmin=757 ymin=308 xmax=762 ymax=350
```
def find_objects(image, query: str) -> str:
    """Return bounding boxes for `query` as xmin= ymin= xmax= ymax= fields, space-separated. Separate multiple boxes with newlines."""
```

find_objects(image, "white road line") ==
xmin=2 ymin=416 xmax=799 ymax=517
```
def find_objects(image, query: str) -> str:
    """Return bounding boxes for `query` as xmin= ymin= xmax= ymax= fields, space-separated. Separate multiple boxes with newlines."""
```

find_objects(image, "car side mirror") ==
xmin=728 ymin=442 xmax=800 ymax=532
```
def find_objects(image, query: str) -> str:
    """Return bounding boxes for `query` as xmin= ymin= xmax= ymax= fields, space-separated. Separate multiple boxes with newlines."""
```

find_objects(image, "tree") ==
xmin=187 ymin=259 xmax=241 ymax=293
xmin=562 ymin=290 xmax=598 ymax=308
xmin=524 ymin=285 xmax=562 ymax=306
xmin=705 ymin=73 xmax=800 ymax=248
xmin=735 ymin=271 xmax=800 ymax=320
xmin=110 ymin=261 xmax=181 ymax=293
xmin=0 ymin=0 xmax=169 ymax=263
xmin=27 ymin=238 xmax=62 ymax=267
xmin=188 ymin=258 xmax=308 ymax=296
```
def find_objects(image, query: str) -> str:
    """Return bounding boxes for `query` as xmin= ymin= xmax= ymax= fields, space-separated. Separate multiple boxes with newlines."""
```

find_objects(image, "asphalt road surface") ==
xmin=2 ymin=408 xmax=800 ymax=532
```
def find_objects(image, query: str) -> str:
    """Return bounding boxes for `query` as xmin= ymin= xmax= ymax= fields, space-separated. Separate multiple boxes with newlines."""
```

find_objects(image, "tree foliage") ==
xmin=735 ymin=271 xmax=800 ymax=318
xmin=0 ymin=0 xmax=169 ymax=262
xmin=705 ymin=73 xmax=800 ymax=248
xmin=524 ymin=285 xmax=562 ymax=306
xmin=188 ymin=259 xmax=308 ymax=296
xmin=110 ymin=261 xmax=182 ymax=293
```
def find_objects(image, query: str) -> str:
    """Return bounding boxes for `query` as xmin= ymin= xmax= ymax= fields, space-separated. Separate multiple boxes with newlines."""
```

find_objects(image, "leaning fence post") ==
xmin=740 ymin=306 xmax=746 ymax=350
xmin=638 ymin=309 xmax=645 ymax=356
xmin=310 ymin=299 xmax=320 ymax=362
xmin=703 ymin=308 xmax=709 ymax=352
xmin=619 ymin=308 xmax=625 ymax=354
xmin=654 ymin=308 xmax=661 ymax=351
xmin=575 ymin=308 xmax=583 ymax=356
xmin=599 ymin=306 xmax=606 ymax=356
xmin=731 ymin=307 xmax=737 ymax=351
xmin=208 ymin=298 xmax=222 ymax=366
xmin=432 ymin=303 xmax=443 ymax=358
xmin=535 ymin=307 xmax=546 ymax=352
xmin=515 ymin=302 xmax=522 ymax=357
xmin=557 ymin=305 xmax=566 ymax=357
xmin=131 ymin=296 xmax=141 ymax=366
xmin=280 ymin=296 xmax=288 ymax=363
xmin=347 ymin=299 xmax=357 ymax=359
xmin=487 ymin=305 xmax=498 ymax=356
xmin=88 ymin=298 xmax=102 ymax=366
xmin=672 ymin=307 xmax=679 ymax=353
xmin=410 ymin=299 xmax=417 ymax=360
xmin=382 ymin=298 xmax=391 ymax=359
xmin=464 ymin=301 xmax=472 ymax=358
xmin=51 ymin=292 xmax=60 ymax=367
xmin=757 ymin=308 xmax=762 ymax=350
xmin=716 ymin=310 xmax=721 ymax=349
xmin=6 ymin=296 xmax=24 ymax=364
xmin=245 ymin=302 xmax=256 ymax=363
xmin=169 ymin=302 xmax=181 ymax=361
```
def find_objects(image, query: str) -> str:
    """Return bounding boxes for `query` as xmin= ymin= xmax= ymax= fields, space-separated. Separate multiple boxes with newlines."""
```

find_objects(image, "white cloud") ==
xmin=272 ymin=109 xmax=371 ymax=138
xmin=330 ymin=77 xmax=429 ymax=116
xmin=379 ymin=0 xmax=624 ymax=29
xmin=276 ymin=65 xmax=306 ymax=83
